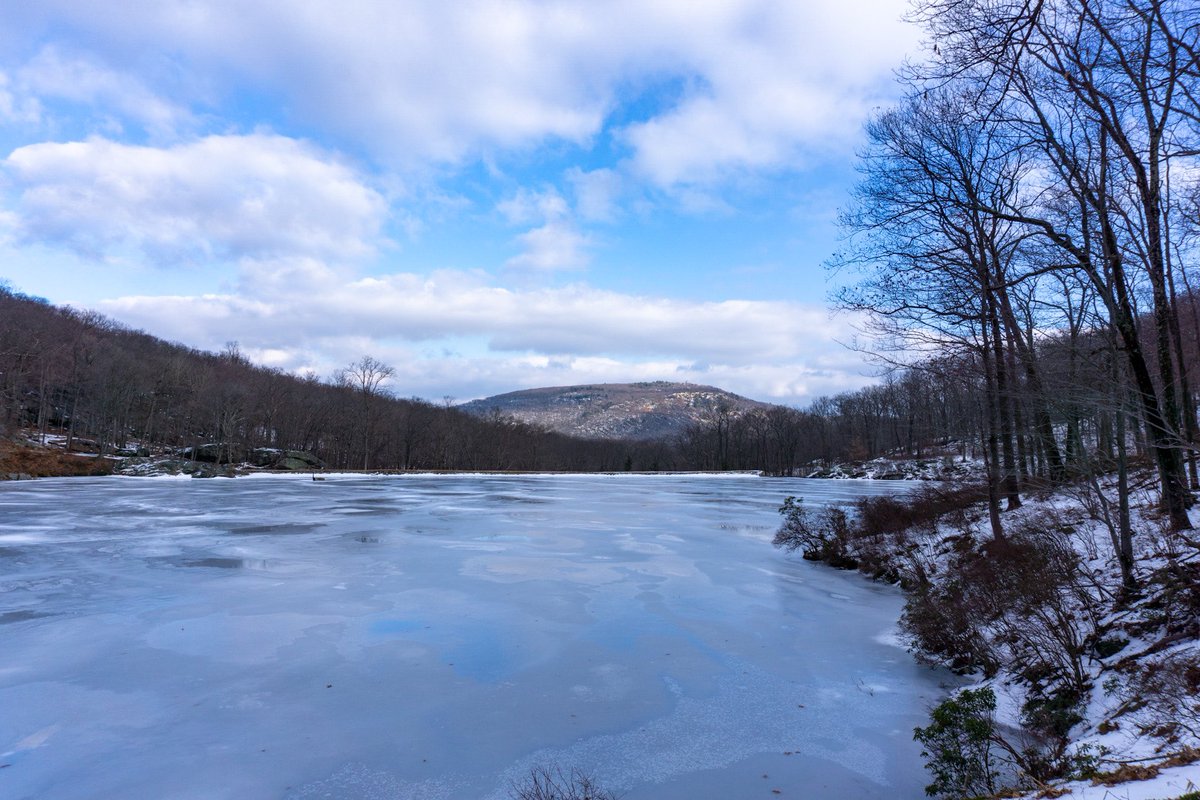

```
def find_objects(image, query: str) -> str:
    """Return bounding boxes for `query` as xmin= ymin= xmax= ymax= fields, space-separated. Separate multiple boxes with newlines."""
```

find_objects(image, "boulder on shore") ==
xmin=249 ymin=448 xmax=281 ymax=467
xmin=124 ymin=447 xmax=325 ymax=474
xmin=179 ymin=443 xmax=244 ymax=464
xmin=272 ymin=450 xmax=325 ymax=471
xmin=117 ymin=458 xmax=233 ymax=478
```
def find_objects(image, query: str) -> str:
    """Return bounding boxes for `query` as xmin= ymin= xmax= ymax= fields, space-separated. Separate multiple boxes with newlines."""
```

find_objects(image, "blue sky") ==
xmin=0 ymin=0 xmax=920 ymax=404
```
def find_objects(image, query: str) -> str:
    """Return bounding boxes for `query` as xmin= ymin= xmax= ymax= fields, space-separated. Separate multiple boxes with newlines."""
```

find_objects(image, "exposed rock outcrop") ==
xmin=460 ymin=381 xmax=771 ymax=441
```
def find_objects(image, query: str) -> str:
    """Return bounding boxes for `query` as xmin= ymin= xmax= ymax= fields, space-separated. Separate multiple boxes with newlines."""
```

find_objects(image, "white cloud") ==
xmin=505 ymin=221 xmax=593 ymax=272
xmin=618 ymin=2 xmax=912 ymax=187
xmin=0 ymin=1 xmax=909 ymax=405
xmin=498 ymin=186 xmax=592 ymax=272
xmin=497 ymin=187 xmax=571 ymax=226
xmin=17 ymin=46 xmax=192 ymax=138
xmin=567 ymin=168 xmax=623 ymax=222
xmin=0 ymin=210 xmax=16 ymax=247
xmin=93 ymin=267 xmax=873 ymax=403
xmin=622 ymin=85 xmax=845 ymax=187
xmin=221 ymin=337 xmax=873 ymax=405
xmin=383 ymin=352 xmax=871 ymax=405
xmin=0 ymin=71 xmax=41 ymax=124
xmin=12 ymin=0 xmax=917 ymax=182
xmin=3 ymin=134 xmax=387 ymax=264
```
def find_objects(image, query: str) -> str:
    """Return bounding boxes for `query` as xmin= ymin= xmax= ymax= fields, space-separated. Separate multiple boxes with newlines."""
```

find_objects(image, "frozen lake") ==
xmin=0 ymin=474 xmax=949 ymax=799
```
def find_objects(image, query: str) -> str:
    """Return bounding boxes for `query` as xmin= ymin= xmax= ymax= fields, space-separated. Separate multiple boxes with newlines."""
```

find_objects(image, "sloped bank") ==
xmin=0 ymin=433 xmax=329 ymax=479
xmin=773 ymin=479 xmax=1200 ymax=799
xmin=0 ymin=439 xmax=115 ymax=478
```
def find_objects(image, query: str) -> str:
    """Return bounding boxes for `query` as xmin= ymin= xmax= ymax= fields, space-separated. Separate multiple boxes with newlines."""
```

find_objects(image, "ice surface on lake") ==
xmin=0 ymin=475 xmax=951 ymax=799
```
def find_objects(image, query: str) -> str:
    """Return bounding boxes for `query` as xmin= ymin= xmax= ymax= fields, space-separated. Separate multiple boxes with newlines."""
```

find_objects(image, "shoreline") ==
xmin=776 ymin=476 xmax=1200 ymax=799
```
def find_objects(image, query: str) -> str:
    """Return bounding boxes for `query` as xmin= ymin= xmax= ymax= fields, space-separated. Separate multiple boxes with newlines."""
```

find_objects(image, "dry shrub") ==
xmin=853 ymin=494 xmax=918 ymax=536
xmin=772 ymin=497 xmax=859 ymax=569
xmin=851 ymin=484 xmax=993 ymax=584
xmin=855 ymin=482 xmax=989 ymax=539
xmin=1125 ymin=650 xmax=1200 ymax=741
xmin=775 ymin=484 xmax=993 ymax=583
xmin=508 ymin=765 xmax=620 ymax=800
xmin=969 ymin=528 xmax=1095 ymax=697
xmin=776 ymin=484 xmax=992 ymax=581
xmin=900 ymin=522 xmax=1096 ymax=697
xmin=902 ymin=576 xmax=1000 ymax=674
xmin=1142 ymin=561 xmax=1200 ymax=639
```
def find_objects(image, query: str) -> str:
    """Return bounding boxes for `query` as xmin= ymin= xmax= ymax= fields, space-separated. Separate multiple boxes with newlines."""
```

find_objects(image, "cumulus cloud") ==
xmin=16 ymin=46 xmax=192 ymax=138
xmin=505 ymin=221 xmax=593 ymax=272
xmin=618 ymin=3 xmax=913 ymax=187
xmin=623 ymin=84 xmax=847 ymax=186
xmin=0 ymin=1 xmax=908 ymax=405
xmin=3 ymin=134 xmax=386 ymax=264
xmin=94 ymin=267 xmax=872 ymax=403
xmin=498 ymin=187 xmax=593 ymax=272
xmin=11 ymin=0 xmax=917 ymax=181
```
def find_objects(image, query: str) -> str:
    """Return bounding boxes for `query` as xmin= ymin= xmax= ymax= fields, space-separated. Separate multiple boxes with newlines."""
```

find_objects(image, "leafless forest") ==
xmin=5 ymin=0 xmax=1200 ymax=539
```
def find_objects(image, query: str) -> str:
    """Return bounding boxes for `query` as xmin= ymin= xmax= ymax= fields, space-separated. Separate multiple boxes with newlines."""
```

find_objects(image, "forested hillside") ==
xmin=0 ymin=286 xmax=677 ymax=473
xmin=10 ymin=274 xmax=1200 ymax=487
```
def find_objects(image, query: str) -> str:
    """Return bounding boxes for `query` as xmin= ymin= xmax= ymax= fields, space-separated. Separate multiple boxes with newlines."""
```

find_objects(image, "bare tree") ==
xmin=911 ymin=0 xmax=1199 ymax=529
xmin=834 ymin=88 xmax=1038 ymax=536
xmin=335 ymin=355 xmax=396 ymax=471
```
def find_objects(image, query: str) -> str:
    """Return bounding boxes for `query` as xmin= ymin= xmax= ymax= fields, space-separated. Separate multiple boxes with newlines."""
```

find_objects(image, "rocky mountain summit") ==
xmin=459 ymin=381 xmax=771 ymax=441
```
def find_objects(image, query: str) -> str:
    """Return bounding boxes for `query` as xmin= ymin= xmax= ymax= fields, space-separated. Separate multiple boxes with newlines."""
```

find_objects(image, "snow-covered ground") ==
xmin=846 ymin=476 xmax=1200 ymax=800
xmin=1003 ymin=486 xmax=1200 ymax=800
xmin=1025 ymin=762 xmax=1198 ymax=799
xmin=0 ymin=474 xmax=948 ymax=800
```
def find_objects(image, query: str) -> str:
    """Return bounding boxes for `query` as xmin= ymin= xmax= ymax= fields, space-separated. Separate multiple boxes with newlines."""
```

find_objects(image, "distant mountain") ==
xmin=459 ymin=381 xmax=772 ymax=441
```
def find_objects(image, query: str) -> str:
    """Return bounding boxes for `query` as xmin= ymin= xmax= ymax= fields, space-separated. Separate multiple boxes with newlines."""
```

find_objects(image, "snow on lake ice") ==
xmin=0 ymin=474 xmax=952 ymax=799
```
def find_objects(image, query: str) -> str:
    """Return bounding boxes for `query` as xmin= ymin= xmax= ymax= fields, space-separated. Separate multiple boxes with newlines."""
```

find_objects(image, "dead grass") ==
xmin=0 ymin=440 xmax=114 ymax=478
xmin=1091 ymin=762 xmax=1161 ymax=786
xmin=1089 ymin=747 xmax=1200 ymax=787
